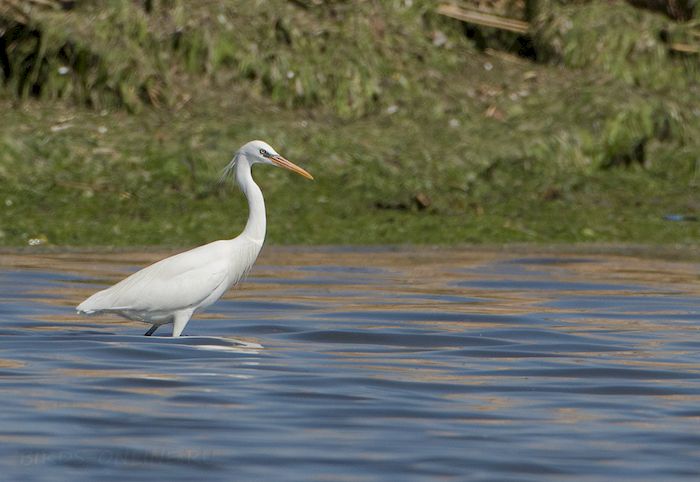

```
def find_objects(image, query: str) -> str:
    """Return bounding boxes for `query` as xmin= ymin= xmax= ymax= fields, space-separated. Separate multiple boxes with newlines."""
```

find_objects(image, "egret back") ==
xmin=77 ymin=237 xmax=261 ymax=320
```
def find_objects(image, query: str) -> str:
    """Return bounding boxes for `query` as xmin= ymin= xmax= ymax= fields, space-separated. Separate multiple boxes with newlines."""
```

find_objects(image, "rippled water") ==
xmin=1 ymin=247 xmax=699 ymax=481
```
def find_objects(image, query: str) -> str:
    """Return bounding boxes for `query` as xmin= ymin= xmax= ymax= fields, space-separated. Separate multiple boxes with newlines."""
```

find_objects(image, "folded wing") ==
xmin=77 ymin=241 xmax=232 ymax=317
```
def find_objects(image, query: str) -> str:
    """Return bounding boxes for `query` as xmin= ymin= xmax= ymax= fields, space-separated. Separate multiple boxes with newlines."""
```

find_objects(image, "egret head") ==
xmin=238 ymin=140 xmax=313 ymax=180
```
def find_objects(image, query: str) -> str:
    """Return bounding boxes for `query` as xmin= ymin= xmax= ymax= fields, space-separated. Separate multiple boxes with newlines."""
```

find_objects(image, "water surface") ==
xmin=1 ymin=247 xmax=699 ymax=481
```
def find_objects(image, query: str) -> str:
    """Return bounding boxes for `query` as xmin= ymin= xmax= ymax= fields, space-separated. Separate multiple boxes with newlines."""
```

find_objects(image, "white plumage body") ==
xmin=76 ymin=140 xmax=312 ymax=337
xmin=77 ymin=237 xmax=261 ymax=323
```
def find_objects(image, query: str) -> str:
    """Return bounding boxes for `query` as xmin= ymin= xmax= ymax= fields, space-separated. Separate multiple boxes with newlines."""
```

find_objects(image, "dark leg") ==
xmin=144 ymin=324 xmax=158 ymax=336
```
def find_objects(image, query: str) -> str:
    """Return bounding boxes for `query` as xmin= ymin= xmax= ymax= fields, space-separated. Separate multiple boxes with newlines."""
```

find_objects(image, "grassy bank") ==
xmin=0 ymin=1 xmax=698 ymax=247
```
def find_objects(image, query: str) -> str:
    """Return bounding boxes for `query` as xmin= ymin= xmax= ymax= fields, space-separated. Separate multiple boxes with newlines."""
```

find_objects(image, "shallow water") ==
xmin=1 ymin=247 xmax=699 ymax=481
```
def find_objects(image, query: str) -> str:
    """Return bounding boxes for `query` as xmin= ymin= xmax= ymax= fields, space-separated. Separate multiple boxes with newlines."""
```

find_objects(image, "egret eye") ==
xmin=259 ymin=148 xmax=268 ymax=157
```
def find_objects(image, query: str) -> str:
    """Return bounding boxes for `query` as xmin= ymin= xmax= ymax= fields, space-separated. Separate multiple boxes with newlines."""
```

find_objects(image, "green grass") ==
xmin=0 ymin=1 xmax=698 ymax=247
xmin=1 ymin=85 xmax=697 ymax=247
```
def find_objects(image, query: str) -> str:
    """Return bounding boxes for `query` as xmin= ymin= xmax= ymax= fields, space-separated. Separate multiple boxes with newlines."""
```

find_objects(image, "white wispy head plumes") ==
xmin=218 ymin=152 xmax=239 ymax=187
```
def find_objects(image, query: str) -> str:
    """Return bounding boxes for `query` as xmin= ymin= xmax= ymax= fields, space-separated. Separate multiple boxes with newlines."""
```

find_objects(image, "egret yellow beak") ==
xmin=270 ymin=155 xmax=314 ymax=180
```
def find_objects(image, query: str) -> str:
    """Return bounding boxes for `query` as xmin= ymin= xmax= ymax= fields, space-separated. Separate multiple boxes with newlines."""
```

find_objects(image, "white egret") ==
xmin=77 ymin=140 xmax=313 ymax=337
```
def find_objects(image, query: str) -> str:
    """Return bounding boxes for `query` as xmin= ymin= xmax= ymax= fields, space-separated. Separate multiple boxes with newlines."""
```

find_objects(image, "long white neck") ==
xmin=235 ymin=156 xmax=266 ymax=244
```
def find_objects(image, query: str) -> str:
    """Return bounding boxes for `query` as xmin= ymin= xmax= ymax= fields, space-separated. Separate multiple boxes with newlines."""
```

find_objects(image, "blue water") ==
xmin=1 ymin=248 xmax=699 ymax=481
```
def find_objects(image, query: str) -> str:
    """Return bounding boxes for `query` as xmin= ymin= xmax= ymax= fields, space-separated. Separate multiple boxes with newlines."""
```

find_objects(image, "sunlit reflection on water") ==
xmin=0 ymin=247 xmax=699 ymax=481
